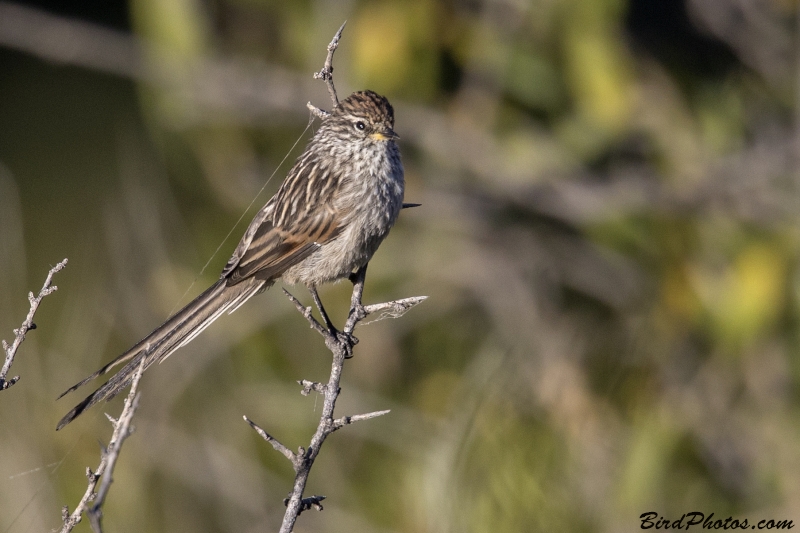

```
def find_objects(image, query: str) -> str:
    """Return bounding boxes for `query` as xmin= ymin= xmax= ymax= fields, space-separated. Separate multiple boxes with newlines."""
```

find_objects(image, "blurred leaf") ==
xmin=693 ymin=243 xmax=787 ymax=350
xmin=505 ymin=49 xmax=564 ymax=113
xmin=130 ymin=0 xmax=210 ymax=54
xmin=618 ymin=413 xmax=680 ymax=510
xmin=562 ymin=0 xmax=635 ymax=135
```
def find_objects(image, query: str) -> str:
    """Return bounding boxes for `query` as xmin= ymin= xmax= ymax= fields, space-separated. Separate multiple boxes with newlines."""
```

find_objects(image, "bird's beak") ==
xmin=370 ymin=128 xmax=399 ymax=142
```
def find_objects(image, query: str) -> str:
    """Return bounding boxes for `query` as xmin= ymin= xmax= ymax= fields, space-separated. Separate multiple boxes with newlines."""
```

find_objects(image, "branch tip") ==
xmin=1 ymin=258 xmax=68 ymax=392
xmin=359 ymin=296 xmax=427 ymax=325
xmin=244 ymin=415 xmax=297 ymax=463
xmin=312 ymin=21 xmax=346 ymax=108
xmin=333 ymin=409 xmax=391 ymax=431
xmin=306 ymin=102 xmax=330 ymax=119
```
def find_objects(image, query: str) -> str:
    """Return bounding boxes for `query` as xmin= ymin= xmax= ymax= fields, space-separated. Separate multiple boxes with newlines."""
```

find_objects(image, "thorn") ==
xmin=331 ymin=21 xmax=346 ymax=48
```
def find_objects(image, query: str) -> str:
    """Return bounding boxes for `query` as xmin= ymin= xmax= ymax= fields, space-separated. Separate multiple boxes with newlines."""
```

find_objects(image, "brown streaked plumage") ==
xmin=56 ymin=90 xmax=404 ymax=430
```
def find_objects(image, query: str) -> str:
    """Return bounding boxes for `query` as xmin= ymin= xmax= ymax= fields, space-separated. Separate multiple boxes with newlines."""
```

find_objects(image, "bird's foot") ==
xmin=337 ymin=330 xmax=358 ymax=358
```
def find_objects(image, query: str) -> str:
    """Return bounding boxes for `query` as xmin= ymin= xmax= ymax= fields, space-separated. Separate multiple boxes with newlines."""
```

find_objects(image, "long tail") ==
xmin=56 ymin=277 xmax=267 ymax=430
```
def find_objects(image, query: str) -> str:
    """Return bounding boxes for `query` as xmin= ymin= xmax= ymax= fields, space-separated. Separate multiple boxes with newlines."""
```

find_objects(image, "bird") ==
xmin=56 ymin=90 xmax=404 ymax=430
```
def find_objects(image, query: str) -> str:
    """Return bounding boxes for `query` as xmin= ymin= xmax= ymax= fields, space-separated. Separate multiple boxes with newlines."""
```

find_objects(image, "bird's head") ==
xmin=329 ymin=90 xmax=399 ymax=143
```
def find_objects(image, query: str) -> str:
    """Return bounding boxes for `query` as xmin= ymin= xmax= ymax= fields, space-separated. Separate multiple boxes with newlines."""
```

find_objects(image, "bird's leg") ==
xmin=308 ymin=285 xmax=336 ymax=335
xmin=347 ymin=266 xmax=368 ymax=326
xmin=307 ymin=285 xmax=357 ymax=358
xmin=326 ymin=266 xmax=368 ymax=358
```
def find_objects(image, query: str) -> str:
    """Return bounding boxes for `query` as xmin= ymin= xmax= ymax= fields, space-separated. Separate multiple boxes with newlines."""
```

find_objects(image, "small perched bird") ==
xmin=57 ymin=90 xmax=404 ymax=430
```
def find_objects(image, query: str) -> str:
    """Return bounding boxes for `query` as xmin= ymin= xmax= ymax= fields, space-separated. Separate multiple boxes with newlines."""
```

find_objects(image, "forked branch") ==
xmin=1 ymin=258 xmax=67 ymax=390
xmin=246 ymin=264 xmax=426 ymax=533
xmin=306 ymin=21 xmax=347 ymax=119
xmin=59 ymin=358 xmax=144 ymax=533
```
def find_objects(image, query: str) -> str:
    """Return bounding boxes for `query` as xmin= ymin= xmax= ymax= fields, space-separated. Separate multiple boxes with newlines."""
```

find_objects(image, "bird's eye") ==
xmin=355 ymin=121 xmax=366 ymax=131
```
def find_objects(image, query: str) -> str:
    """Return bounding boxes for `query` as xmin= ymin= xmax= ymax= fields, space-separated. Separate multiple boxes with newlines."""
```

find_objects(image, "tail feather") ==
xmin=56 ymin=277 xmax=266 ymax=430
xmin=56 ymin=352 xmax=146 ymax=431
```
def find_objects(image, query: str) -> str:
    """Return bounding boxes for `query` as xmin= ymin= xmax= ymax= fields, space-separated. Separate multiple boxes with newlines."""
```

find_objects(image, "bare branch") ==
xmin=306 ymin=102 xmax=330 ymax=119
xmin=361 ymin=296 xmax=428 ymax=325
xmin=1 ymin=258 xmax=67 ymax=390
xmin=87 ymin=363 xmax=143 ymax=531
xmin=332 ymin=410 xmax=391 ymax=431
xmin=272 ymin=265 xmax=424 ymax=533
xmin=313 ymin=21 xmax=346 ymax=108
xmin=243 ymin=415 xmax=297 ymax=465
xmin=297 ymin=379 xmax=326 ymax=396
xmin=344 ymin=266 xmax=368 ymax=333
xmin=60 ymin=357 xmax=144 ymax=533
xmin=282 ymin=288 xmax=328 ymax=337
xmin=309 ymin=286 xmax=335 ymax=334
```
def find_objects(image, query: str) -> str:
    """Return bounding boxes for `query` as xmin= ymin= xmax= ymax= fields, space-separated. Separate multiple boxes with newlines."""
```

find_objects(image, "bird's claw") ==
xmin=338 ymin=331 xmax=358 ymax=358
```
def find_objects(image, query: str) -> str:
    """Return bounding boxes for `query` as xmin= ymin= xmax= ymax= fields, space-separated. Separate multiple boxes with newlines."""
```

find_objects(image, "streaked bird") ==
xmin=57 ymin=90 xmax=404 ymax=430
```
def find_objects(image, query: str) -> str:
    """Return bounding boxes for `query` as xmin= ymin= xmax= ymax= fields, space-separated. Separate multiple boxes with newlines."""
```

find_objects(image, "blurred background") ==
xmin=1 ymin=0 xmax=799 ymax=531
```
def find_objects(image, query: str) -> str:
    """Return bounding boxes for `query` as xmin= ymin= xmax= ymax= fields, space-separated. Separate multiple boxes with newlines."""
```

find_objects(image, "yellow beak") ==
xmin=370 ymin=128 xmax=399 ymax=142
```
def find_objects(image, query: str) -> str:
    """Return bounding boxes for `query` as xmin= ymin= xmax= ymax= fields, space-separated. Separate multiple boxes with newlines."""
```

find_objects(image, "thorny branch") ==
xmin=246 ymin=265 xmax=426 ymax=533
xmin=59 ymin=358 xmax=144 ymax=533
xmin=0 ymin=258 xmax=67 ymax=391
xmin=306 ymin=20 xmax=346 ymax=119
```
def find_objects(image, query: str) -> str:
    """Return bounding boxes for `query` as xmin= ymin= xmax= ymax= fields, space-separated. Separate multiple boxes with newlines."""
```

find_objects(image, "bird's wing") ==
xmin=224 ymin=154 xmax=344 ymax=285
xmin=226 ymin=204 xmax=340 ymax=284
xmin=220 ymin=202 xmax=274 ymax=279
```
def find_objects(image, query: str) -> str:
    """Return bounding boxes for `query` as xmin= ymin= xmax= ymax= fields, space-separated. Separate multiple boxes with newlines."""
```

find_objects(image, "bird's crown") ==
xmin=335 ymin=90 xmax=394 ymax=127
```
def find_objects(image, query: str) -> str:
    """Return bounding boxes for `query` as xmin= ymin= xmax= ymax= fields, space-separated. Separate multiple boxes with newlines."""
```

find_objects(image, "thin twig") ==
xmin=344 ymin=266 xmax=368 ymax=333
xmin=361 ymin=296 xmax=428 ymax=325
xmin=244 ymin=416 xmax=297 ymax=464
xmin=309 ymin=286 xmax=335 ymax=334
xmin=314 ymin=21 xmax=346 ymax=108
xmin=0 ymin=258 xmax=67 ymax=390
xmin=282 ymin=288 xmax=327 ymax=336
xmin=332 ymin=410 xmax=391 ymax=431
xmin=306 ymin=102 xmax=330 ymax=119
xmin=282 ymin=265 xmax=366 ymax=533
xmin=59 ymin=358 xmax=145 ymax=533
xmin=246 ymin=264 xmax=426 ymax=533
